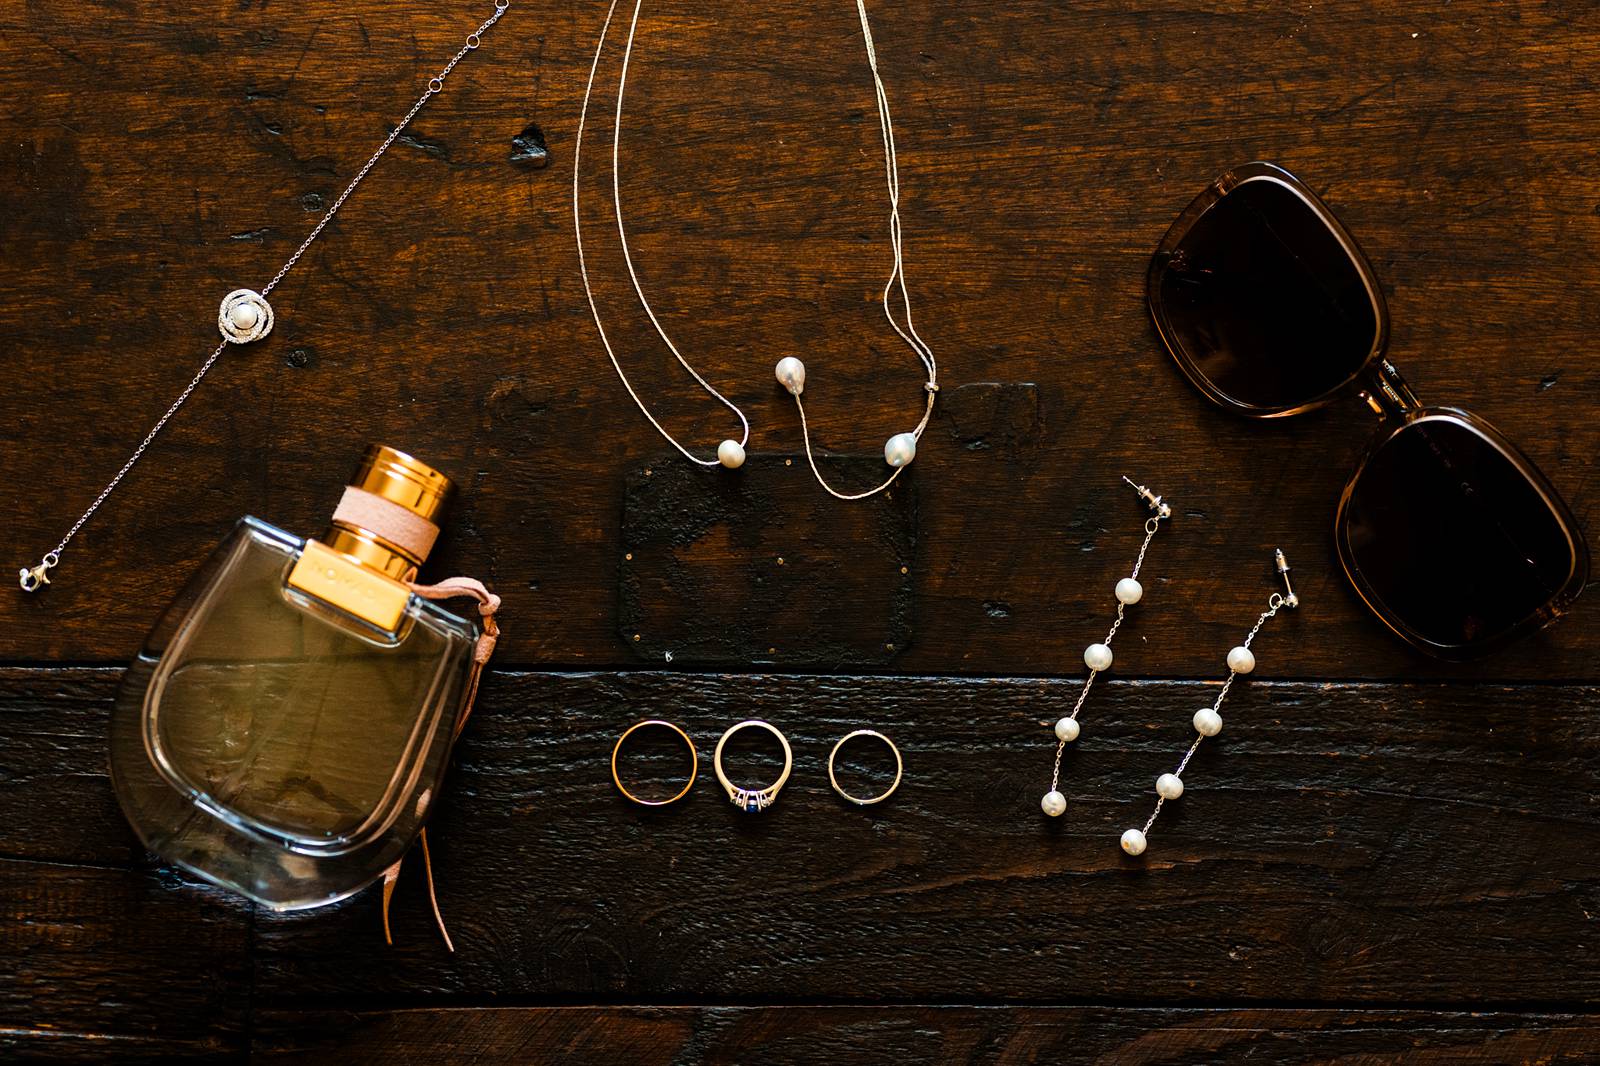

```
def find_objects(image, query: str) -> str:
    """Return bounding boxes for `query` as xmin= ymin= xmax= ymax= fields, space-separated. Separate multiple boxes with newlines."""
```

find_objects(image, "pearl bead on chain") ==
xmin=1083 ymin=642 xmax=1113 ymax=672
xmin=1039 ymin=478 xmax=1174 ymax=823
xmin=717 ymin=439 xmax=746 ymax=469
xmin=884 ymin=431 xmax=918 ymax=468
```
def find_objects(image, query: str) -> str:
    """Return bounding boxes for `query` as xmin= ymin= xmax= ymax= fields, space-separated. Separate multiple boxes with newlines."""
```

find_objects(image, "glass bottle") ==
xmin=110 ymin=445 xmax=480 ymax=911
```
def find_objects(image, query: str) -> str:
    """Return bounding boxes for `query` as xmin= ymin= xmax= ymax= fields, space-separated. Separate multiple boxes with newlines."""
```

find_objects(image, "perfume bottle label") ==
xmin=287 ymin=540 xmax=409 ymax=631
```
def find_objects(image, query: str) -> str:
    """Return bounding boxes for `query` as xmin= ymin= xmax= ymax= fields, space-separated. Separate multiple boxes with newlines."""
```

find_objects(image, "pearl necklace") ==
xmin=574 ymin=0 xmax=939 ymax=499
xmin=18 ymin=2 xmax=512 ymax=593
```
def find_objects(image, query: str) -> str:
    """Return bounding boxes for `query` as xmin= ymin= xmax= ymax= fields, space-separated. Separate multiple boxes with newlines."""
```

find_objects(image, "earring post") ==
xmin=1275 ymin=548 xmax=1299 ymax=607
xmin=1121 ymin=476 xmax=1172 ymax=518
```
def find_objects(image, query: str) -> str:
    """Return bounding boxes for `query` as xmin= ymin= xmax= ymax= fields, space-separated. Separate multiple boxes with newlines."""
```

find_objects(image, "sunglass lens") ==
xmin=1339 ymin=415 xmax=1584 ymax=651
xmin=1154 ymin=176 xmax=1380 ymax=410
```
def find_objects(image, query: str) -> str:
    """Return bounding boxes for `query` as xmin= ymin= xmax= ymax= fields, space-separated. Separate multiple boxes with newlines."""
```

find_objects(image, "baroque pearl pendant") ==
xmin=884 ymin=432 xmax=918 ymax=468
xmin=1193 ymin=707 xmax=1223 ymax=737
xmin=218 ymin=289 xmax=274 ymax=344
xmin=775 ymin=357 xmax=806 ymax=395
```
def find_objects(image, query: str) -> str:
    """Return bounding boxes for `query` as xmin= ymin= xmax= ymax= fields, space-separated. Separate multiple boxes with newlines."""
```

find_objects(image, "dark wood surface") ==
xmin=1 ymin=0 xmax=1597 ymax=1061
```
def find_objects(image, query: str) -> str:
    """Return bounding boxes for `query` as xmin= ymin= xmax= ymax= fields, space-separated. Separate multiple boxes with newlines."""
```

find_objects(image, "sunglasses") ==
xmin=1148 ymin=162 xmax=1589 ymax=659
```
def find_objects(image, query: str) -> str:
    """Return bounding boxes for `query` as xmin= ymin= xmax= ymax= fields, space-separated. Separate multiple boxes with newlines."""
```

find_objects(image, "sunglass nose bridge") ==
xmin=1359 ymin=359 xmax=1420 ymax=419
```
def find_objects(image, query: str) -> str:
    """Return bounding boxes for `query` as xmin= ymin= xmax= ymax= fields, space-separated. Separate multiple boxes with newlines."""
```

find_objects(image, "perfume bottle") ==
xmin=111 ymin=445 xmax=482 ymax=911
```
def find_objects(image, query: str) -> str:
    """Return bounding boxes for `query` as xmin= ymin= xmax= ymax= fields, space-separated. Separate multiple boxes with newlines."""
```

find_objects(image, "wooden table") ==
xmin=2 ymin=1 xmax=1598 ymax=1061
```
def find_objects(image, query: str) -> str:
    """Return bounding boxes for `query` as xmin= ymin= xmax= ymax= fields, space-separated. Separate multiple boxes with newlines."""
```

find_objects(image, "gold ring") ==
xmin=712 ymin=719 xmax=793 ymax=813
xmin=827 ymin=729 xmax=903 ymax=806
xmin=611 ymin=720 xmax=697 ymax=806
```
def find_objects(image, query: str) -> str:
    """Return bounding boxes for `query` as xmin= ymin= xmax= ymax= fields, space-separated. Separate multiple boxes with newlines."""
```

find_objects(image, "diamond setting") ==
xmin=730 ymin=787 xmax=775 ymax=813
xmin=218 ymin=289 xmax=275 ymax=344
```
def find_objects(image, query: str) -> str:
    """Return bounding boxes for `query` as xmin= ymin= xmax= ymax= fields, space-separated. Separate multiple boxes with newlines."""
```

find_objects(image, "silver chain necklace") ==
xmin=18 ymin=1 xmax=511 ymax=593
xmin=574 ymin=0 xmax=939 ymax=500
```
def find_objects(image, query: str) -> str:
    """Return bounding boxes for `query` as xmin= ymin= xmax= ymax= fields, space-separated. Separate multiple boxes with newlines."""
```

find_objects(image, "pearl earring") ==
xmin=1119 ymin=549 xmax=1301 ymax=857
xmin=1040 ymin=477 xmax=1173 ymax=819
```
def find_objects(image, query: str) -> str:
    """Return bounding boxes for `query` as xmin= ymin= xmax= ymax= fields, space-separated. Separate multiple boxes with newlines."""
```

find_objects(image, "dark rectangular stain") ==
xmin=618 ymin=455 xmax=916 ymax=667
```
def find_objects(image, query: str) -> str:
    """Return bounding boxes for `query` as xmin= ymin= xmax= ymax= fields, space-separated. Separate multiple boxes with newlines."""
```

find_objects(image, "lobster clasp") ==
xmin=19 ymin=554 xmax=57 ymax=593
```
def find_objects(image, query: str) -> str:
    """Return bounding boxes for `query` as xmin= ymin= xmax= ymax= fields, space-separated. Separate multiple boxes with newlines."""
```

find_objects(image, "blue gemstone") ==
xmin=746 ymin=799 xmax=759 ymax=812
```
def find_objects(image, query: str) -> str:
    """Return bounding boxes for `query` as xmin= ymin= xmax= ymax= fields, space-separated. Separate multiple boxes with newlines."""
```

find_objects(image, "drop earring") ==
xmin=1040 ymin=477 xmax=1173 ymax=818
xmin=1119 ymin=549 xmax=1301 ymax=856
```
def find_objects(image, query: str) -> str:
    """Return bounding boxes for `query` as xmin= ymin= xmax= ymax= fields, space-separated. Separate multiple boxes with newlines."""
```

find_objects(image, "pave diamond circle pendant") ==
xmin=218 ymin=289 xmax=274 ymax=344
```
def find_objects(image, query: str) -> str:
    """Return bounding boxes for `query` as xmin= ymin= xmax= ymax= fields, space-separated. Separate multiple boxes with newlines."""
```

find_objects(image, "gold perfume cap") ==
xmin=324 ymin=445 xmax=455 ymax=580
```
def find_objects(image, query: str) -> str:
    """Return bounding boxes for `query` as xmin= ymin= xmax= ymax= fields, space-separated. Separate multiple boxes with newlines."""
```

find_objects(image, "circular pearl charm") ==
xmin=1120 ymin=828 xmax=1147 ymax=856
xmin=1227 ymin=646 xmax=1256 ymax=674
xmin=1053 ymin=716 xmax=1080 ymax=743
xmin=1193 ymin=707 xmax=1223 ymax=737
xmin=884 ymin=432 xmax=918 ymax=469
xmin=717 ymin=439 xmax=746 ymax=469
xmin=1156 ymin=773 xmax=1184 ymax=800
xmin=1083 ymin=642 xmax=1113 ymax=672
xmin=775 ymin=357 xmax=806 ymax=395
xmin=1114 ymin=577 xmax=1143 ymax=605
xmin=217 ymin=289 xmax=274 ymax=344
xmin=1041 ymin=790 xmax=1067 ymax=818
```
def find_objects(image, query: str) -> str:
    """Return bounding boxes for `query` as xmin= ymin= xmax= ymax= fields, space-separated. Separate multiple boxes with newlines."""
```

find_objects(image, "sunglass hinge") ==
xmin=1359 ymin=360 xmax=1421 ymax=420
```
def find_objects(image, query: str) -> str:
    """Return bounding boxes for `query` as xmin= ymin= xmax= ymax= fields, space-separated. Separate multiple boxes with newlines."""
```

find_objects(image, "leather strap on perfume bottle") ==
xmin=380 ymin=576 xmax=502 ymax=953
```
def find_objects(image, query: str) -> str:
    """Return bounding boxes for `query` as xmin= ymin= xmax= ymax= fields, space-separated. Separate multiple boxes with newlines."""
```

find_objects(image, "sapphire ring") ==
xmin=713 ymin=719 xmax=793 ymax=814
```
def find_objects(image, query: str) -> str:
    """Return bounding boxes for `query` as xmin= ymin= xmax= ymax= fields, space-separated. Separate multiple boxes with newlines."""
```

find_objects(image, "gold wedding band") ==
xmin=612 ymin=720 xmax=698 ymax=806
xmin=827 ymin=729 xmax=903 ymax=806
xmin=713 ymin=719 xmax=793 ymax=813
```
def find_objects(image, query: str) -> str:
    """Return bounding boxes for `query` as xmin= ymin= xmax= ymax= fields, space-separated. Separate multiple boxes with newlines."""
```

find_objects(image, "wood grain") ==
xmin=0 ymin=0 xmax=1594 ymax=678
xmin=7 ymin=668 xmax=1600 ymax=1014
xmin=0 ymin=859 xmax=249 ymax=1062
xmin=250 ymin=1006 xmax=1600 ymax=1065
xmin=4 ymin=0 xmax=1600 ymax=1060
xmin=249 ymin=671 xmax=1600 ymax=1005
